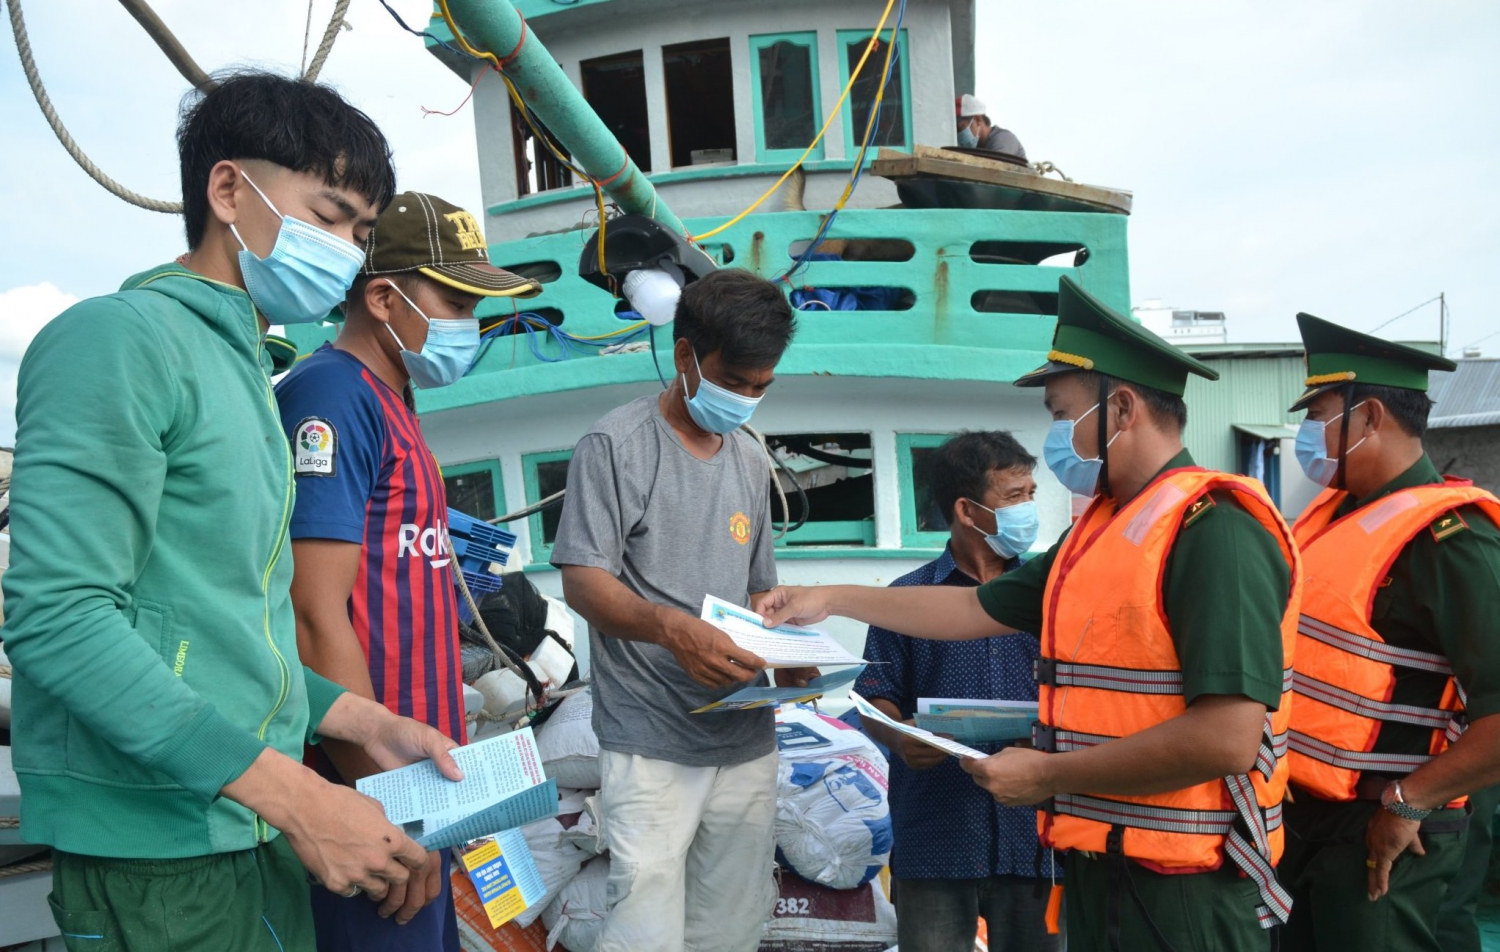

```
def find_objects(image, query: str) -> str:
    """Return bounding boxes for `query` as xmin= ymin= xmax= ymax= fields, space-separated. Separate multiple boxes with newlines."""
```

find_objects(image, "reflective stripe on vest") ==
xmin=1292 ymin=670 xmax=1457 ymax=730
xmin=1297 ymin=615 xmax=1453 ymax=675
xmin=1289 ymin=480 xmax=1500 ymax=801
xmin=1036 ymin=469 xmax=1300 ymax=928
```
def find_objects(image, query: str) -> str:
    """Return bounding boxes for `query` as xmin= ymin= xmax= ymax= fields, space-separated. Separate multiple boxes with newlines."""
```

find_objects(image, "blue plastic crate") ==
xmin=455 ymin=568 xmax=504 ymax=624
xmin=448 ymin=508 xmax=517 ymax=573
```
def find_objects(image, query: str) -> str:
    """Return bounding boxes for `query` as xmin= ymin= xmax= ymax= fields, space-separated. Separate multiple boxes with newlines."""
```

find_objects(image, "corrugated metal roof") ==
xmin=1429 ymin=358 xmax=1500 ymax=428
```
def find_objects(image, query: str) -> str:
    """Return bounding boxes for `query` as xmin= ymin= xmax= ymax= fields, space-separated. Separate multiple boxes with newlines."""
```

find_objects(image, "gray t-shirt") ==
xmin=550 ymin=394 xmax=778 ymax=766
xmin=981 ymin=126 xmax=1027 ymax=161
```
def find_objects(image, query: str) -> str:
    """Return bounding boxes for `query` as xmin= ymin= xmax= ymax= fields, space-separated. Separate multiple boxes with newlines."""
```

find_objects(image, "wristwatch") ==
xmin=1380 ymin=780 xmax=1432 ymax=821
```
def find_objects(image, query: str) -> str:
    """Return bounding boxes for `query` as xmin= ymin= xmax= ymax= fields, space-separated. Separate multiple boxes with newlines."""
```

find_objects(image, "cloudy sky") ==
xmin=1 ymin=0 xmax=1496 ymax=444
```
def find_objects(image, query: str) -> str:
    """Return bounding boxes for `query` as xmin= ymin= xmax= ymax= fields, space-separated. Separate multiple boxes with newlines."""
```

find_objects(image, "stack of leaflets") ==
xmin=357 ymin=728 xmax=556 ymax=928
xmin=693 ymin=595 xmax=867 ymax=713
xmin=913 ymin=698 xmax=1038 ymax=744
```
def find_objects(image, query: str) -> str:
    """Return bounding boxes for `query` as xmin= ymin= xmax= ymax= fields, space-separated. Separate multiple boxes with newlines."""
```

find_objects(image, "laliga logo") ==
xmin=300 ymin=424 xmax=330 ymax=453
xmin=398 ymin=524 xmax=452 ymax=569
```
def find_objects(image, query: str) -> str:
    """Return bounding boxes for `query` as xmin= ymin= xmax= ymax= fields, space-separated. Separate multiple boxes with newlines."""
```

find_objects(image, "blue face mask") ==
xmin=382 ymin=281 xmax=481 ymax=389
xmin=230 ymin=169 xmax=365 ymax=326
xmin=1295 ymin=402 xmax=1368 ymax=487
xmin=957 ymin=123 xmax=979 ymax=149
xmin=683 ymin=350 xmax=761 ymax=434
xmin=969 ymin=499 xmax=1039 ymax=559
xmin=1044 ymin=398 xmax=1119 ymax=497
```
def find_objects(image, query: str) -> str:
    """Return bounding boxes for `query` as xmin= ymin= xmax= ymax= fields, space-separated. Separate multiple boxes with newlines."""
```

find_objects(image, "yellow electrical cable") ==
xmin=835 ymin=11 xmax=900 ymax=210
xmin=688 ymin=0 xmax=898 ymax=242
xmin=569 ymin=321 xmax=648 ymax=340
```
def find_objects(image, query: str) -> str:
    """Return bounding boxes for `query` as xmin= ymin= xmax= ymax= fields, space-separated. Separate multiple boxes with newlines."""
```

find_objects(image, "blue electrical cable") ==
xmin=375 ymin=0 xmax=469 ymax=57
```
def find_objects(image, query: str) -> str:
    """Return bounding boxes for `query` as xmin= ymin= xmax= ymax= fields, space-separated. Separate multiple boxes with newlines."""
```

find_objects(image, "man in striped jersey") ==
xmin=276 ymin=192 xmax=540 ymax=951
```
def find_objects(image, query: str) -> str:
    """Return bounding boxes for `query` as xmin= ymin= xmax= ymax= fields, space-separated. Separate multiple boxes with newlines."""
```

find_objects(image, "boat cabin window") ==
xmin=838 ymin=29 xmax=910 ymax=151
xmin=663 ymin=38 xmax=737 ymax=168
xmin=766 ymin=432 xmax=875 ymax=547
xmin=750 ymin=33 xmax=823 ymax=162
xmin=510 ymin=103 xmax=573 ymax=196
xmin=581 ymin=50 xmax=653 ymax=172
xmin=522 ymin=449 xmax=574 ymax=559
xmin=897 ymin=433 xmax=956 ymax=548
xmin=443 ymin=459 xmax=504 ymax=523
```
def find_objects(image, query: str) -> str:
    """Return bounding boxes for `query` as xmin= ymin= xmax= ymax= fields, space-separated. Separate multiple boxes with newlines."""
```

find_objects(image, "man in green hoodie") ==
xmin=2 ymin=72 xmax=464 ymax=952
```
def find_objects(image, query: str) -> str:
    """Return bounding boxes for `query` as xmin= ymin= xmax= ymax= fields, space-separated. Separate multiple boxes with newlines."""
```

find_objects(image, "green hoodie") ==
xmin=2 ymin=264 xmax=346 ymax=858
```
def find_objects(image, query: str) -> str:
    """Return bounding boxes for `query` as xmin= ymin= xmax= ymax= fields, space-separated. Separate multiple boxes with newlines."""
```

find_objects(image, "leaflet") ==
xmin=454 ymin=828 xmax=547 ymax=929
xmin=700 ymin=594 xmax=865 ymax=668
xmin=357 ymin=728 xmax=559 ymax=851
xmin=914 ymin=697 xmax=1038 ymax=744
xmin=692 ymin=665 xmax=865 ymax=713
xmin=849 ymin=691 xmax=988 ymax=760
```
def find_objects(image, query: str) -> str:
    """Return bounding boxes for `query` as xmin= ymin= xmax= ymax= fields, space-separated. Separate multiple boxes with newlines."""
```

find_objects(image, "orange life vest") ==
xmin=1033 ymin=468 xmax=1300 ymax=929
xmin=1288 ymin=477 xmax=1500 ymax=802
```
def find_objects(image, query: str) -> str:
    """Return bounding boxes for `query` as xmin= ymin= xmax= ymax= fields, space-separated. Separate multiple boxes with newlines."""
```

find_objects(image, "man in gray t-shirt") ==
xmin=552 ymin=269 xmax=806 ymax=952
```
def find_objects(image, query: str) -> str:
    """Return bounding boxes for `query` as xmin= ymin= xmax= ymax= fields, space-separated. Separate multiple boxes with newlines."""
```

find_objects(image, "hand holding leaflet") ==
xmin=357 ymin=728 xmax=559 ymax=851
xmin=849 ymin=691 xmax=987 ymax=760
xmin=700 ymin=594 xmax=864 ymax=667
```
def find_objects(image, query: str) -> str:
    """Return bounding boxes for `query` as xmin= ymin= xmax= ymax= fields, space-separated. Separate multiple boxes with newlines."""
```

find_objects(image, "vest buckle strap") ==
xmin=1033 ymin=722 xmax=1058 ymax=752
xmin=1292 ymin=671 xmax=1458 ymax=730
xmin=1288 ymin=729 xmax=1432 ymax=773
xmin=1298 ymin=615 xmax=1454 ymax=675
xmin=1047 ymin=660 xmax=1186 ymax=696
xmin=1035 ymin=656 xmax=1058 ymax=687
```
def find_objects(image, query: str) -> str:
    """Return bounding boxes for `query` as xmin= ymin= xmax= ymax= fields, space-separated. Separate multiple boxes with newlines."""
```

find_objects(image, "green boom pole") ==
xmin=444 ymin=0 xmax=687 ymax=236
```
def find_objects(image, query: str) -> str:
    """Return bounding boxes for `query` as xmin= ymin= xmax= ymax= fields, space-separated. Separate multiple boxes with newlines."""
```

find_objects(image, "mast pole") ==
xmin=443 ymin=0 xmax=686 ymax=235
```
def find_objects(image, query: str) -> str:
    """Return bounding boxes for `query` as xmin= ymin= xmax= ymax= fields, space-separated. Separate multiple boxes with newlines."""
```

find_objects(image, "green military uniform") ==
xmin=1277 ymin=315 xmax=1500 ymax=952
xmin=975 ymin=278 xmax=1294 ymax=951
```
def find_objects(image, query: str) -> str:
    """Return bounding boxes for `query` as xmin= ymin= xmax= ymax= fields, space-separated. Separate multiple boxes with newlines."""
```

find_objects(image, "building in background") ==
xmin=1427 ymin=357 xmax=1500 ymax=494
xmin=1133 ymin=299 xmax=1228 ymax=346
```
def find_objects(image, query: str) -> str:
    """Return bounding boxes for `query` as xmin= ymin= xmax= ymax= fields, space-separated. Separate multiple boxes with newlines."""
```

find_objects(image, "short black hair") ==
xmin=342 ymin=271 xmax=418 ymax=316
xmin=927 ymin=430 xmax=1037 ymax=522
xmin=673 ymin=269 xmax=796 ymax=370
xmin=177 ymin=71 xmax=397 ymax=249
xmin=1076 ymin=371 xmax=1188 ymax=434
xmin=1349 ymin=383 xmax=1433 ymax=438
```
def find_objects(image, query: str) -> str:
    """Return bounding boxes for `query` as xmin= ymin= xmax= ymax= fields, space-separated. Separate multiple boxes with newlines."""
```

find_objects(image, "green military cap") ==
xmin=1015 ymin=276 xmax=1220 ymax=396
xmin=264 ymin=334 xmax=298 ymax=375
xmin=361 ymin=192 xmax=542 ymax=299
xmin=1289 ymin=313 xmax=1457 ymax=411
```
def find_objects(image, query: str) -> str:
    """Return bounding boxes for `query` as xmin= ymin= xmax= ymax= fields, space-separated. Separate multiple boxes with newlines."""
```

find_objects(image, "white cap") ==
xmin=956 ymin=93 xmax=987 ymax=118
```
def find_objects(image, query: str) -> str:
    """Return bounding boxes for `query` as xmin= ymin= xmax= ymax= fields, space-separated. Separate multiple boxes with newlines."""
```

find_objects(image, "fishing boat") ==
xmin=284 ymin=0 xmax=1135 ymax=659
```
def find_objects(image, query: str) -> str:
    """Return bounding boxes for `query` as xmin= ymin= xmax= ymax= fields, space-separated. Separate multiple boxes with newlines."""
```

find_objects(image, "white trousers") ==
xmin=597 ymin=748 xmax=779 ymax=952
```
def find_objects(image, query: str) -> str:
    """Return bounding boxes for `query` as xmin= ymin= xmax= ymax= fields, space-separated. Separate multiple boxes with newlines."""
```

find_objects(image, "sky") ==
xmin=1 ymin=0 xmax=1497 ymax=445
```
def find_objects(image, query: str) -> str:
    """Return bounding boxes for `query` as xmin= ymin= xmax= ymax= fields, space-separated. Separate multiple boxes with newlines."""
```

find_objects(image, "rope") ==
xmin=0 ymin=663 xmax=11 ymax=678
xmin=0 ymin=856 xmax=51 ymax=880
xmin=300 ymin=0 xmax=350 ymax=84
xmin=1031 ymin=160 xmax=1073 ymax=182
xmin=448 ymin=539 xmax=541 ymax=703
xmin=5 ymin=0 xmax=348 ymax=214
xmin=0 ymin=817 xmax=18 ymax=829
xmin=743 ymin=424 xmax=793 ymax=541
xmin=6 ymin=0 xmax=182 ymax=212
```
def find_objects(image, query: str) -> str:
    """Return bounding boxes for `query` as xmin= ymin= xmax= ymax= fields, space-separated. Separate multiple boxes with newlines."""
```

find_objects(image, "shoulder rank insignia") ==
xmin=1183 ymin=495 xmax=1217 ymax=528
xmin=1430 ymin=510 xmax=1469 ymax=542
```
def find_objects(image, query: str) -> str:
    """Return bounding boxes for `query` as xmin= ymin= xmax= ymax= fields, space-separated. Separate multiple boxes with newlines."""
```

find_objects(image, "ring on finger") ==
xmin=342 ymin=885 xmax=363 ymax=898
xmin=1365 ymin=858 xmax=1378 ymax=869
